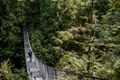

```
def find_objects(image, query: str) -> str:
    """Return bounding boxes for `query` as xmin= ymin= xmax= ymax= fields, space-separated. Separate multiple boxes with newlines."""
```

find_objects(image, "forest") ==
xmin=0 ymin=0 xmax=120 ymax=80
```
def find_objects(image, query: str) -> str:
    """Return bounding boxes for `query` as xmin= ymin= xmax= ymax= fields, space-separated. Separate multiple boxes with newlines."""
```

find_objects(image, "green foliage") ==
xmin=0 ymin=0 xmax=27 ymax=79
xmin=30 ymin=0 xmax=120 ymax=79
xmin=0 ymin=60 xmax=13 ymax=80
xmin=56 ymin=31 xmax=74 ymax=41
xmin=0 ymin=0 xmax=120 ymax=80
xmin=95 ymin=0 xmax=110 ymax=19
xmin=0 ymin=60 xmax=27 ymax=80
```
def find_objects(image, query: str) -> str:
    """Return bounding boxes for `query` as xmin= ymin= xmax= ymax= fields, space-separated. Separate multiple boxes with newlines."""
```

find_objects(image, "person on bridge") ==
xmin=28 ymin=48 xmax=32 ymax=62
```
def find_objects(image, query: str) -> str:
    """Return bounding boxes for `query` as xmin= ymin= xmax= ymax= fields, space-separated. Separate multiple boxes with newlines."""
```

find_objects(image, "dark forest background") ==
xmin=0 ymin=0 xmax=120 ymax=80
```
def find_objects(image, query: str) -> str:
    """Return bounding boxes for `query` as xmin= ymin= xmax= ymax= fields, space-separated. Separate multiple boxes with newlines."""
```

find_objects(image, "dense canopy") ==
xmin=0 ymin=0 xmax=120 ymax=80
